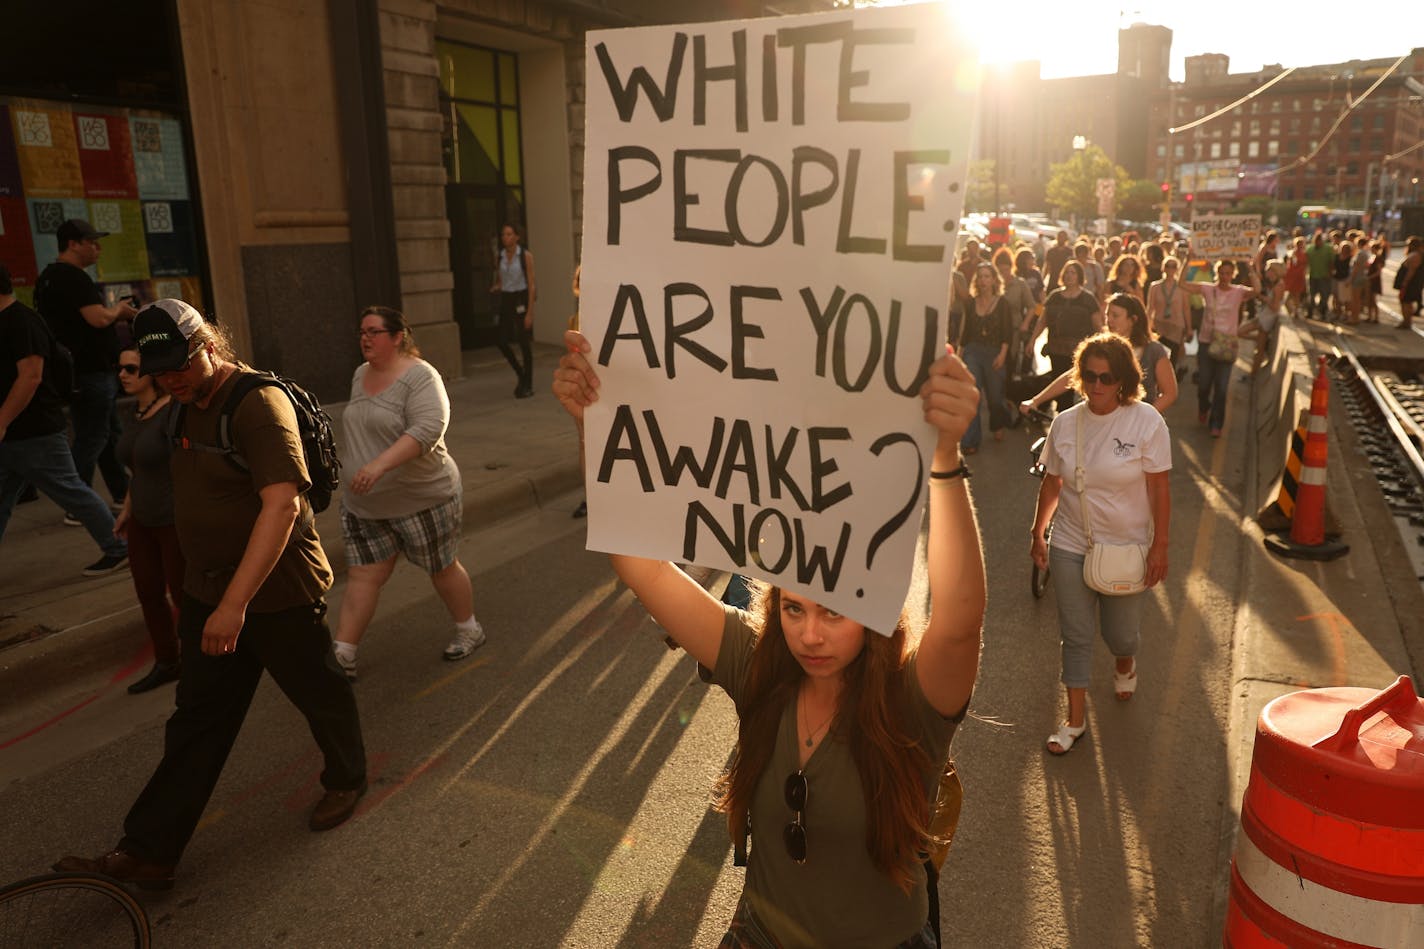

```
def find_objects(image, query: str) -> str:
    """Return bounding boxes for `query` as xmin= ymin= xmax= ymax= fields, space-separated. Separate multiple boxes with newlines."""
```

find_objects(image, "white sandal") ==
xmin=1113 ymin=660 xmax=1138 ymax=701
xmin=1046 ymin=722 xmax=1087 ymax=756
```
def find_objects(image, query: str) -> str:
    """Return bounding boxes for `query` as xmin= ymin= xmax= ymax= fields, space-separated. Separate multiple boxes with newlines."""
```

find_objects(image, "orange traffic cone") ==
xmin=1265 ymin=356 xmax=1349 ymax=561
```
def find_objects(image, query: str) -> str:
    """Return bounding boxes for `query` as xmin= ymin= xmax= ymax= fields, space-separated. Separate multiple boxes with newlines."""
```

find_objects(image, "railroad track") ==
xmin=1331 ymin=346 xmax=1424 ymax=580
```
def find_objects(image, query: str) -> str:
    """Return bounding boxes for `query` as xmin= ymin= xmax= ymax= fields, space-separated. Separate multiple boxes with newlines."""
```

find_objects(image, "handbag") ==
xmin=1075 ymin=410 xmax=1148 ymax=596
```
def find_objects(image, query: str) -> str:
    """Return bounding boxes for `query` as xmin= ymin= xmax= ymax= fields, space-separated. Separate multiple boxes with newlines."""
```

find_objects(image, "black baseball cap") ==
xmin=56 ymin=218 xmax=108 ymax=249
xmin=134 ymin=299 xmax=206 ymax=375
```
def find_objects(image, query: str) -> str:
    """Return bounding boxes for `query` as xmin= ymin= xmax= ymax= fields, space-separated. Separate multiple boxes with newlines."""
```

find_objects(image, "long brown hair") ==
xmin=712 ymin=584 xmax=937 ymax=892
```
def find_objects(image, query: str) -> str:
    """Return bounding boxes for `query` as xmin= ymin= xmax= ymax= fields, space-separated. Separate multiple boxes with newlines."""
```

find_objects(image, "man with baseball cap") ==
xmin=0 ymin=262 xmax=128 ymax=573
xmin=55 ymin=300 xmax=366 ymax=889
xmin=34 ymin=218 xmax=138 ymax=521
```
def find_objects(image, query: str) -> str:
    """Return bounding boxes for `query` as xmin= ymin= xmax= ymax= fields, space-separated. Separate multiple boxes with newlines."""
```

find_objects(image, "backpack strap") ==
xmin=169 ymin=370 xmax=278 ymax=471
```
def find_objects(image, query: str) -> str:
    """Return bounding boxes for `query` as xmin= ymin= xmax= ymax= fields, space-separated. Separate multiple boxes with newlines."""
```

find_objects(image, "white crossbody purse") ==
xmin=1076 ymin=410 xmax=1149 ymax=596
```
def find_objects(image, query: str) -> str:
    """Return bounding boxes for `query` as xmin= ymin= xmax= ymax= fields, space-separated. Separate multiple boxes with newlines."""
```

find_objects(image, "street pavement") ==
xmin=1 ymin=277 xmax=1422 ymax=946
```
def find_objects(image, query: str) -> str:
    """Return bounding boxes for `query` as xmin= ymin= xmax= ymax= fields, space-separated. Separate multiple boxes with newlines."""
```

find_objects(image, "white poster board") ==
xmin=1191 ymin=213 xmax=1261 ymax=261
xmin=579 ymin=5 xmax=978 ymax=632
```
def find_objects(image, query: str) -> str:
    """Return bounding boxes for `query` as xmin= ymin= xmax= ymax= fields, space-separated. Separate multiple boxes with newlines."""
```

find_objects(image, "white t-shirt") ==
xmin=1043 ymin=400 xmax=1172 ymax=555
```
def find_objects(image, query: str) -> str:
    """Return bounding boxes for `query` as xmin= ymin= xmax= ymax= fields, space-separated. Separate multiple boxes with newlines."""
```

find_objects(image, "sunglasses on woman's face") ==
xmin=783 ymin=770 xmax=808 ymax=864
xmin=1081 ymin=369 xmax=1118 ymax=387
xmin=118 ymin=364 xmax=141 ymax=375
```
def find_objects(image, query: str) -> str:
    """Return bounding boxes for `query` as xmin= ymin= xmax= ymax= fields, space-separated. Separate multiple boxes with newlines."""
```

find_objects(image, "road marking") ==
xmin=412 ymin=655 xmax=494 ymax=700
xmin=0 ymin=643 xmax=151 ymax=751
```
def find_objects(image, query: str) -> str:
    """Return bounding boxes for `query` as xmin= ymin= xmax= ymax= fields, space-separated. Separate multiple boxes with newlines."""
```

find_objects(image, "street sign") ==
xmin=1096 ymin=178 xmax=1115 ymax=217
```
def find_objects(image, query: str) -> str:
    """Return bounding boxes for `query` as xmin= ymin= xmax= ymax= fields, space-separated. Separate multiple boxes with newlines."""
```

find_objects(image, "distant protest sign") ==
xmin=1191 ymin=213 xmax=1261 ymax=261
xmin=579 ymin=5 xmax=978 ymax=631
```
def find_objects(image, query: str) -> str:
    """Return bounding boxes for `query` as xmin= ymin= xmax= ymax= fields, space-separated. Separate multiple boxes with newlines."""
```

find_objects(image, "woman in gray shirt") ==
xmin=331 ymin=307 xmax=485 ymax=679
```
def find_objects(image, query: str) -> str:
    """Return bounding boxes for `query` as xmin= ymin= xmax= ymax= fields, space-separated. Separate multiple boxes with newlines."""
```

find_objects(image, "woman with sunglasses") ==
xmin=1029 ymin=333 xmax=1171 ymax=755
xmin=113 ymin=347 xmax=185 ymax=693
xmin=554 ymin=332 xmax=985 ymax=949
xmin=330 ymin=306 xmax=486 ymax=679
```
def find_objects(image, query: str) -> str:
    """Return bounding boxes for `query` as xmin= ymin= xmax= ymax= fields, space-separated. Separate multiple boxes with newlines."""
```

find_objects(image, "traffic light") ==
xmin=1185 ymin=193 xmax=1194 ymax=204
xmin=1161 ymin=182 xmax=1170 ymax=194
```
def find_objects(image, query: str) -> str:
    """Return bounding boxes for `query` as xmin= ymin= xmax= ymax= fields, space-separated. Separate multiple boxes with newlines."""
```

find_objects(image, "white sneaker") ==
xmin=333 ymin=649 xmax=357 ymax=681
xmin=442 ymin=623 xmax=486 ymax=661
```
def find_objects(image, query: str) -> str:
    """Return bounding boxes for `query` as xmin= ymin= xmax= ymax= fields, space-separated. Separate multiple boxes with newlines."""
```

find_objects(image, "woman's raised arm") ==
xmin=916 ymin=348 xmax=986 ymax=717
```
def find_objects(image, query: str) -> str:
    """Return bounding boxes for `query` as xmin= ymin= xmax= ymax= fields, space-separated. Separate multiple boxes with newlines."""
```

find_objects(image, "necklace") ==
xmin=135 ymin=396 xmax=163 ymax=420
xmin=799 ymin=685 xmax=837 ymax=748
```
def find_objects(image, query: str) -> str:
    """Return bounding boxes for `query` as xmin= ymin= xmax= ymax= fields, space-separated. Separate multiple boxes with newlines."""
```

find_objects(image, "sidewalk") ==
xmin=0 ymin=344 xmax=582 ymax=708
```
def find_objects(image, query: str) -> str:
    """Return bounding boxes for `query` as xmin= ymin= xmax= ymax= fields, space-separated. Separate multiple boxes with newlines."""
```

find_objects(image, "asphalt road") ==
xmin=0 ymin=378 xmax=1246 ymax=947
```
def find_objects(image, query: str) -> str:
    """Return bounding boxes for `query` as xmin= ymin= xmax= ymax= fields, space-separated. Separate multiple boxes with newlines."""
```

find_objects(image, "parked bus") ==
xmin=1296 ymin=205 xmax=1366 ymax=234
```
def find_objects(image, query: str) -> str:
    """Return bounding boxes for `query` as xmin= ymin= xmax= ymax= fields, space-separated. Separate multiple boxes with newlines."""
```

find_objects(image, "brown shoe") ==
xmin=52 ymin=849 xmax=175 ymax=890
xmin=309 ymin=782 xmax=367 ymax=831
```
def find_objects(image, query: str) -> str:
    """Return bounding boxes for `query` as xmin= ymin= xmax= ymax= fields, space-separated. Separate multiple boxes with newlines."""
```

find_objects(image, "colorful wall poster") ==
xmin=131 ymin=115 xmax=189 ymax=200
xmin=12 ymin=102 xmax=84 ymax=198
xmin=0 ymin=196 xmax=39 ymax=285
xmin=92 ymin=200 xmax=150 ymax=282
xmin=142 ymin=199 xmax=198 ymax=276
xmin=0 ymin=107 xmax=22 ymax=198
xmin=74 ymin=111 xmax=139 ymax=199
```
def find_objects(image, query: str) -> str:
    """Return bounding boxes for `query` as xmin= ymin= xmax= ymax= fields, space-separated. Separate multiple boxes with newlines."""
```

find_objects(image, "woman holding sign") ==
xmin=553 ymin=332 xmax=985 ymax=949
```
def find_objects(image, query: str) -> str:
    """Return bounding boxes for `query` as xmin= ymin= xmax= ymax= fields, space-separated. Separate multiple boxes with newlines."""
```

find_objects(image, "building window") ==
xmin=1313 ymin=98 xmax=1325 ymax=111
xmin=1346 ymin=162 xmax=1358 ymax=175
xmin=1269 ymin=119 xmax=1280 ymax=135
xmin=1247 ymin=141 xmax=1259 ymax=157
xmin=1311 ymin=116 xmax=1322 ymax=132
xmin=1156 ymin=144 xmax=1166 ymax=157
xmin=1374 ymin=114 xmax=1385 ymax=130
xmin=1234 ymin=105 xmax=1244 ymax=115
xmin=1192 ymin=144 xmax=1202 ymax=159
xmin=1195 ymin=104 xmax=1206 ymax=117
xmin=1211 ymin=142 xmax=1222 ymax=158
xmin=1248 ymin=102 xmax=1257 ymax=114
xmin=1230 ymin=142 xmax=1241 ymax=158
xmin=1175 ymin=144 xmax=1186 ymax=159
xmin=1267 ymin=140 xmax=1279 ymax=156
xmin=1231 ymin=120 xmax=1242 ymax=137
xmin=1349 ymin=138 xmax=1360 ymax=153
xmin=1271 ymin=100 xmax=1281 ymax=112
xmin=1293 ymin=99 xmax=1302 ymax=111
xmin=437 ymin=40 xmax=525 ymax=204
xmin=1350 ymin=115 xmax=1363 ymax=131
xmin=1289 ymin=118 xmax=1300 ymax=133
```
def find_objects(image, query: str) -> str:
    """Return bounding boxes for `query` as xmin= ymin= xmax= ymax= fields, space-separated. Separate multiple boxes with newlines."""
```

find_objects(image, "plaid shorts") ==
xmin=340 ymin=491 xmax=462 ymax=574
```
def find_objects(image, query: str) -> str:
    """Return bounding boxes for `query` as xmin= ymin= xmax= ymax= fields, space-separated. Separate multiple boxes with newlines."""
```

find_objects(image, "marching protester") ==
xmin=1028 ymin=333 xmax=1172 ymax=755
xmin=1024 ymin=260 xmax=1103 ymax=413
xmin=1145 ymin=255 xmax=1192 ymax=374
xmin=113 ymin=346 xmax=184 ymax=693
xmin=1282 ymin=235 xmax=1308 ymax=318
xmin=1182 ymin=259 xmax=1259 ymax=437
xmin=956 ymin=262 xmax=1014 ymax=453
xmin=1237 ymin=260 xmax=1285 ymax=376
xmin=331 ymin=306 xmax=485 ymax=679
xmin=1399 ymin=236 xmax=1423 ymax=331
xmin=55 ymin=299 xmax=366 ymax=889
xmin=0 ymin=262 xmax=129 ymax=574
xmin=553 ymin=331 xmax=986 ymax=949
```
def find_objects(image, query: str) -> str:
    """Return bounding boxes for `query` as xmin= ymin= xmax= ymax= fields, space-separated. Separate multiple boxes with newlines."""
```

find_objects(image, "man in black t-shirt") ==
xmin=34 ymin=218 xmax=138 ymax=514
xmin=0 ymin=262 xmax=128 ymax=574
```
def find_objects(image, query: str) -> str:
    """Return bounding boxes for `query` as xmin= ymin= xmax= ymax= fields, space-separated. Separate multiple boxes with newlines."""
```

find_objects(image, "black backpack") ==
xmin=168 ymin=370 xmax=341 ymax=512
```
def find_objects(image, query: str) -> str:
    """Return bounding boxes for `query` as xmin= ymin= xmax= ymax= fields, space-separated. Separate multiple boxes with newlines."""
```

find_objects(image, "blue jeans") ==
xmin=1197 ymin=350 xmax=1232 ymax=431
xmin=1049 ymin=547 xmax=1145 ymax=688
xmin=71 ymin=370 xmax=128 ymax=501
xmin=0 ymin=430 xmax=126 ymax=556
xmin=961 ymin=341 xmax=1008 ymax=450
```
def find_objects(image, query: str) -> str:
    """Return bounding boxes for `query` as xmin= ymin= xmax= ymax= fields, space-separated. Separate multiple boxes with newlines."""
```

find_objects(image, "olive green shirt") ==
xmin=171 ymin=367 xmax=332 ymax=611
xmin=712 ymin=607 xmax=961 ymax=949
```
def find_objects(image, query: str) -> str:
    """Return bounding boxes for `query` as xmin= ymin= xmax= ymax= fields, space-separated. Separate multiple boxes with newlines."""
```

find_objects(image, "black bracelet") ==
xmin=929 ymin=463 xmax=971 ymax=481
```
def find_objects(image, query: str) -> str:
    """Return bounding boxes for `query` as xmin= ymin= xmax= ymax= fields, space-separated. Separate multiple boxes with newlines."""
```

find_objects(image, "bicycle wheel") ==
xmin=0 ymin=872 xmax=150 ymax=949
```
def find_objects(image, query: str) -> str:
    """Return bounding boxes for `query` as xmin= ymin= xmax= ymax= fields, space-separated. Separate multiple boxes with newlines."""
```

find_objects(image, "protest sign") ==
xmin=579 ymin=4 xmax=977 ymax=632
xmin=1191 ymin=213 xmax=1260 ymax=261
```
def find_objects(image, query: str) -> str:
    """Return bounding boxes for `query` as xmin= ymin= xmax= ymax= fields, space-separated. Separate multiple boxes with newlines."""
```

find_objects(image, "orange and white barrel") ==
xmin=1224 ymin=675 xmax=1424 ymax=947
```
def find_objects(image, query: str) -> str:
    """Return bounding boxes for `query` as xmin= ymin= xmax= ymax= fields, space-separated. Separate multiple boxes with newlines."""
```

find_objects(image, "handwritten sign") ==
xmin=579 ymin=5 xmax=977 ymax=632
xmin=1191 ymin=214 xmax=1260 ymax=261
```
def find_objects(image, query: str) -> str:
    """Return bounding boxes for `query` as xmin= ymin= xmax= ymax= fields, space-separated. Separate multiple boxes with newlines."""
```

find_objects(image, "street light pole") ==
xmin=1073 ymin=135 xmax=1087 ymax=230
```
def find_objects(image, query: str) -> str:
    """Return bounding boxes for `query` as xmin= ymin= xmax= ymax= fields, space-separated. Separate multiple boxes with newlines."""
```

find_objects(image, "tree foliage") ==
xmin=1119 ymin=179 xmax=1166 ymax=221
xmin=1044 ymin=144 xmax=1131 ymax=222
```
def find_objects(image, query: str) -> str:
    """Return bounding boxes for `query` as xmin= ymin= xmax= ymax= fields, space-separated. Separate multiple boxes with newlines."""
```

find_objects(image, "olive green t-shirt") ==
xmin=171 ymin=367 xmax=332 ymax=612
xmin=711 ymin=607 xmax=961 ymax=949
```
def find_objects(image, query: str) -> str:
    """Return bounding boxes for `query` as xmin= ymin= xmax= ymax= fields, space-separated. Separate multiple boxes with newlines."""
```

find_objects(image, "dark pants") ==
xmin=1047 ymin=354 xmax=1078 ymax=412
xmin=126 ymin=520 xmax=184 ymax=664
xmin=1307 ymin=276 xmax=1332 ymax=319
xmin=120 ymin=595 xmax=366 ymax=863
xmin=1197 ymin=350 xmax=1232 ymax=431
xmin=497 ymin=290 xmax=533 ymax=392
xmin=71 ymin=370 xmax=128 ymax=503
